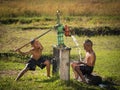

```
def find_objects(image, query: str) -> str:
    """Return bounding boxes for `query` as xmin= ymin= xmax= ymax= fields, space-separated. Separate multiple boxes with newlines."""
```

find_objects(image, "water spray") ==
xmin=71 ymin=35 xmax=82 ymax=61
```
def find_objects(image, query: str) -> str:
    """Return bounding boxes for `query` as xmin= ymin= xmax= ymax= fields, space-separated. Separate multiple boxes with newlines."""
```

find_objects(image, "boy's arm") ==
xmin=38 ymin=41 xmax=44 ymax=50
xmin=78 ymin=61 xmax=87 ymax=65
xmin=80 ymin=54 xmax=96 ymax=66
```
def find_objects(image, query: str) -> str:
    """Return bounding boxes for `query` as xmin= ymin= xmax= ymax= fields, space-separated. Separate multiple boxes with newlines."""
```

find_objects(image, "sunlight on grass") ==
xmin=0 ymin=26 xmax=120 ymax=89
xmin=0 ymin=0 xmax=120 ymax=89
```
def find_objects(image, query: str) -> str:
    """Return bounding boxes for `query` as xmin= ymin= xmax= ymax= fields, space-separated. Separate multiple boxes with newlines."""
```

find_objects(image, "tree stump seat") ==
xmin=85 ymin=73 xmax=102 ymax=85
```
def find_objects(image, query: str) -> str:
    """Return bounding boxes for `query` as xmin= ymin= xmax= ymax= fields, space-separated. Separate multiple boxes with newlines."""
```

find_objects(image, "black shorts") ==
xmin=26 ymin=56 xmax=46 ymax=71
xmin=80 ymin=65 xmax=93 ymax=75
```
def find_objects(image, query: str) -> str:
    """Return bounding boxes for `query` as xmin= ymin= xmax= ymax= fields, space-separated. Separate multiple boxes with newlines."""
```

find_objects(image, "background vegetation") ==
xmin=0 ymin=0 xmax=120 ymax=28
xmin=0 ymin=0 xmax=120 ymax=17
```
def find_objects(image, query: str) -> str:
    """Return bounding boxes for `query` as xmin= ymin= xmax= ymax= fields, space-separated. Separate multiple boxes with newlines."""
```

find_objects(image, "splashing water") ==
xmin=71 ymin=35 xmax=82 ymax=61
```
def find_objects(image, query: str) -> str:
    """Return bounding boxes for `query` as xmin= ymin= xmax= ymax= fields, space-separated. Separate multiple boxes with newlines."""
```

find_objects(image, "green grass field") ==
xmin=0 ymin=25 xmax=120 ymax=90
xmin=0 ymin=0 xmax=120 ymax=89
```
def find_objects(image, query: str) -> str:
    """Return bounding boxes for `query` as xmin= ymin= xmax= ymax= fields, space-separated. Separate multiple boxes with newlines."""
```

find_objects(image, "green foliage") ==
xmin=1 ymin=15 xmax=120 ymax=29
xmin=73 ymin=26 xmax=120 ymax=36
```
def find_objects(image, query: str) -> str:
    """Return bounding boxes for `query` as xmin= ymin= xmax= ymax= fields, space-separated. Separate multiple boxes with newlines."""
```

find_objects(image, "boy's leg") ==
xmin=44 ymin=60 xmax=50 ymax=77
xmin=71 ymin=62 xmax=79 ymax=80
xmin=15 ymin=66 xmax=29 ymax=81
xmin=75 ymin=66 xmax=87 ymax=83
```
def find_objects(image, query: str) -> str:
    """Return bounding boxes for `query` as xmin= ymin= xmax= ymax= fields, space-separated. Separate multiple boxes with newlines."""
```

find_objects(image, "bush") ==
xmin=73 ymin=26 xmax=120 ymax=36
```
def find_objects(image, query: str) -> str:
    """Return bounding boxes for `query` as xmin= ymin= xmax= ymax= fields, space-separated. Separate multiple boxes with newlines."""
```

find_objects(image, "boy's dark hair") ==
xmin=84 ymin=39 xmax=93 ymax=47
xmin=30 ymin=39 xmax=35 ymax=45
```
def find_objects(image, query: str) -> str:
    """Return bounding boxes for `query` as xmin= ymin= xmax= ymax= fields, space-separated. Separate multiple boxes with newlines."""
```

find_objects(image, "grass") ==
xmin=0 ymin=0 xmax=120 ymax=28
xmin=0 ymin=0 xmax=120 ymax=89
xmin=0 ymin=0 xmax=120 ymax=17
xmin=95 ymin=50 xmax=120 ymax=83
xmin=0 ymin=25 xmax=120 ymax=90
xmin=1 ymin=15 xmax=120 ymax=29
xmin=0 ymin=71 xmax=101 ymax=90
xmin=0 ymin=51 xmax=120 ymax=90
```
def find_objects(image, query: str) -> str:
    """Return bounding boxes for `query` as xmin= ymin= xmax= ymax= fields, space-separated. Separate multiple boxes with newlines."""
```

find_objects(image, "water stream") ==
xmin=71 ymin=35 xmax=82 ymax=61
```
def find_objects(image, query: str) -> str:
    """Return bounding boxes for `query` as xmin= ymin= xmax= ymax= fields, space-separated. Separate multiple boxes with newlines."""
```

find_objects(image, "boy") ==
xmin=71 ymin=39 xmax=96 ymax=83
xmin=15 ymin=39 xmax=50 ymax=81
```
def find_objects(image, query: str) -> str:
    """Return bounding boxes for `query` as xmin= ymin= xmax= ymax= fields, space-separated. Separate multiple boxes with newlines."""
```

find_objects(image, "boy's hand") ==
xmin=78 ymin=61 xmax=84 ymax=64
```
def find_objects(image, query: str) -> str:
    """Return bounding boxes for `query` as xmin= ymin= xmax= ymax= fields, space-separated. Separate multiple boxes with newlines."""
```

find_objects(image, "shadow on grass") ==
xmin=69 ymin=79 xmax=119 ymax=90
xmin=19 ymin=76 xmax=119 ymax=90
xmin=101 ymin=79 xmax=120 ymax=90
xmin=24 ymin=74 xmax=119 ymax=90
xmin=33 ymin=75 xmax=94 ymax=89
xmin=34 ymin=76 xmax=99 ymax=90
xmin=69 ymin=80 xmax=98 ymax=90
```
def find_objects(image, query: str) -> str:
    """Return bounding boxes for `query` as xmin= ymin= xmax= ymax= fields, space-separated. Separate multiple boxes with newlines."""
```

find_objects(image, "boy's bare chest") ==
xmin=85 ymin=53 xmax=92 ymax=61
xmin=32 ymin=50 xmax=42 ymax=55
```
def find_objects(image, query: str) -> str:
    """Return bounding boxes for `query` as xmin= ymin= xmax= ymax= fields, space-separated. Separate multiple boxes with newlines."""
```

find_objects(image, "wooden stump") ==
xmin=85 ymin=74 xmax=102 ymax=85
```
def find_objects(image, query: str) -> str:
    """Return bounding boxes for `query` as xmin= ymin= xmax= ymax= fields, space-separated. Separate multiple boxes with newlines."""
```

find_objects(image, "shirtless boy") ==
xmin=15 ymin=39 xmax=50 ymax=81
xmin=71 ymin=39 xmax=96 ymax=83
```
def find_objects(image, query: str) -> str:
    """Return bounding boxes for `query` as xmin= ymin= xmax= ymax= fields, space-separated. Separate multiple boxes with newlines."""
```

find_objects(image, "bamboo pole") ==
xmin=15 ymin=28 xmax=52 ymax=51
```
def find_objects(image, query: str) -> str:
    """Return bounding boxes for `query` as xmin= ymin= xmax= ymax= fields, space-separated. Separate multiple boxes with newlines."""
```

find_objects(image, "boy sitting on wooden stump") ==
xmin=71 ymin=39 xmax=96 ymax=83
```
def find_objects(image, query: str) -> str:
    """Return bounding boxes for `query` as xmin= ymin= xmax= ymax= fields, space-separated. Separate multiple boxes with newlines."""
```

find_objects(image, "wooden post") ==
xmin=59 ymin=47 xmax=71 ymax=81
xmin=52 ymin=46 xmax=71 ymax=81
xmin=52 ymin=46 xmax=60 ymax=75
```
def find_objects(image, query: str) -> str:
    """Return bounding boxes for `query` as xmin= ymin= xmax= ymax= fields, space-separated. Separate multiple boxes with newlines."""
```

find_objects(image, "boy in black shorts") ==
xmin=15 ymin=39 xmax=50 ymax=81
xmin=71 ymin=39 xmax=96 ymax=83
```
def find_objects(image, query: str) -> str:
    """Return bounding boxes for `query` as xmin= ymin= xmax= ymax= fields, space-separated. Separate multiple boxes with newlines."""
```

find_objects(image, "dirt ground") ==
xmin=0 ymin=70 xmax=19 ymax=76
